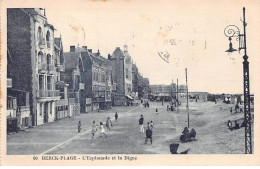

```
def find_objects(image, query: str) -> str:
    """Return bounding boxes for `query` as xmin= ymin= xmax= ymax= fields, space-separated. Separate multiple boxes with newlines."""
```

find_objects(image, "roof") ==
xmin=64 ymin=52 xmax=81 ymax=69
xmin=54 ymin=38 xmax=61 ymax=47
xmin=111 ymin=47 xmax=125 ymax=59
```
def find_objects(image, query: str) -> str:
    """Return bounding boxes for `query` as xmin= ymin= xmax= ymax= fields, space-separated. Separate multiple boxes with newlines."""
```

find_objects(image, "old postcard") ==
xmin=0 ymin=0 xmax=260 ymax=166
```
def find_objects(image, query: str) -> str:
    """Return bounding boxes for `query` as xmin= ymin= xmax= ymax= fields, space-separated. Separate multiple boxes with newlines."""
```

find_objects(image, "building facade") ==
xmin=7 ymin=8 xmax=63 ymax=126
xmin=123 ymin=45 xmax=133 ymax=100
xmin=109 ymin=47 xmax=125 ymax=106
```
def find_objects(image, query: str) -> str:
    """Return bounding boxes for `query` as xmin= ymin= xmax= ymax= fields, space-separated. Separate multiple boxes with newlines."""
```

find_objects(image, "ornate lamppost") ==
xmin=224 ymin=7 xmax=252 ymax=154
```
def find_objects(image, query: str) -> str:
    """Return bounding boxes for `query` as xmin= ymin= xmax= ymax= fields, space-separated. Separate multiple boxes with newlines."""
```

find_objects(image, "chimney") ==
xmin=108 ymin=54 xmax=111 ymax=60
xmin=70 ymin=46 xmax=75 ymax=52
xmin=88 ymin=49 xmax=92 ymax=53
xmin=82 ymin=46 xmax=88 ymax=51
xmin=124 ymin=45 xmax=128 ymax=52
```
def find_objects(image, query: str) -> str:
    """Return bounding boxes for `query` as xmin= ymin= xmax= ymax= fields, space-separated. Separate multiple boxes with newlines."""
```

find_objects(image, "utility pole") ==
xmin=185 ymin=68 xmax=189 ymax=128
xmin=176 ymin=78 xmax=179 ymax=113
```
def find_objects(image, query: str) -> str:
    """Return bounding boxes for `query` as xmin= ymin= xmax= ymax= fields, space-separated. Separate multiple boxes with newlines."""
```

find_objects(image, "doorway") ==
xmin=43 ymin=102 xmax=48 ymax=123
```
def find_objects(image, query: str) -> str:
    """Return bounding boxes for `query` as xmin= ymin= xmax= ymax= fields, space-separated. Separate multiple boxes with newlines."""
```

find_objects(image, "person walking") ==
xmin=78 ymin=121 xmax=81 ymax=133
xmin=115 ymin=112 xmax=118 ymax=122
xmin=156 ymin=108 xmax=158 ymax=115
xmin=230 ymin=107 xmax=233 ymax=114
xmin=149 ymin=121 xmax=154 ymax=131
xmin=139 ymin=115 xmax=144 ymax=133
xmin=147 ymin=122 xmax=150 ymax=129
xmin=145 ymin=126 xmax=153 ymax=144
xmin=106 ymin=117 xmax=113 ymax=131
xmin=100 ymin=122 xmax=107 ymax=137
xmin=91 ymin=121 xmax=98 ymax=138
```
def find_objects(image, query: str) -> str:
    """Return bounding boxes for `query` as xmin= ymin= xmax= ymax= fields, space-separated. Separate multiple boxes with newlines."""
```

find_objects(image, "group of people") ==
xmin=227 ymin=119 xmax=246 ymax=131
xmin=230 ymin=104 xmax=243 ymax=114
xmin=143 ymin=101 xmax=150 ymax=108
xmin=77 ymin=112 xmax=119 ymax=139
xmin=139 ymin=115 xmax=154 ymax=144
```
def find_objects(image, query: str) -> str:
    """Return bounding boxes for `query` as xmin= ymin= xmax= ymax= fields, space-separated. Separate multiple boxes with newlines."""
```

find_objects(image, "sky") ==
xmin=27 ymin=0 xmax=260 ymax=94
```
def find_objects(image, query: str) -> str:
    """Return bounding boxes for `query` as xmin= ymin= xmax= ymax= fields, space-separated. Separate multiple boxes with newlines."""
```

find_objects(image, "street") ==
xmin=7 ymin=101 xmax=251 ymax=154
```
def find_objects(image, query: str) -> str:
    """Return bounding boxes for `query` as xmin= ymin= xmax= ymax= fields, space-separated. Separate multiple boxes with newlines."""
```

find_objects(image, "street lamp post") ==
xmin=224 ymin=7 xmax=252 ymax=154
xmin=185 ymin=68 xmax=189 ymax=128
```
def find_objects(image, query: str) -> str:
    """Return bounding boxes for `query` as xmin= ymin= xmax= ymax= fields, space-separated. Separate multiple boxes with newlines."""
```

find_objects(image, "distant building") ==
xmin=123 ymin=45 xmax=134 ymax=105
xmin=150 ymin=84 xmax=172 ymax=96
xmin=143 ymin=78 xmax=150 ymax=94
xmin=62 ymin=46 xmax=85 ymax=114
xmin=132 ymin=63 xmax=139 ymax=95
xmin=109 ymin=47 xmax=126 ymax=106
xmin=64 ymin=46 xmax=112 ymax=112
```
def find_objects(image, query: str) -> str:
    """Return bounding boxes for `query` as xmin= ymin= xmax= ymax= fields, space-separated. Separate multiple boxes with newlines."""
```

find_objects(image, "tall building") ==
xmin=64 ymin=46 xmax=112 ymax=112
xmin=7 ymin=8 xmax=62 ymax=126
xmin=109 ymin=47 xmax=125 ymax=106
xmin=123 ymin=45 xmax=133 ymax=99
xmin=132 ymin=63 xmax=139 ymax=95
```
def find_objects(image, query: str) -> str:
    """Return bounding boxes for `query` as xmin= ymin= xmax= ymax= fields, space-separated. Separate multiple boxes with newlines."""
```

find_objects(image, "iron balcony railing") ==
xmin=7 ymin=78 xmax=12 ymax=88
xmin=47 ymin=64 xmax=55 ymax=71
xmin=37 ymin=90 xmax=60 ymax=98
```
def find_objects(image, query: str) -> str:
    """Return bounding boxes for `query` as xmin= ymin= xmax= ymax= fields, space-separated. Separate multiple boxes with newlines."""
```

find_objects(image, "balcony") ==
xmin=7 ymin=78 xmax=12 ymax=88
xmin=69 ymin=92 xmax=80 ymax=102
xmin=47 ymin=64 xmax=55 ymax=74
xmin=38 ymin=38 xmax=45 ymax=49
xmin=57 ymin=64 xmax=64 ymax=72
xmin=79 ymin=83 xmax=84 ymax=90
xmin=37 ymin=90 xmax=60 ymax=98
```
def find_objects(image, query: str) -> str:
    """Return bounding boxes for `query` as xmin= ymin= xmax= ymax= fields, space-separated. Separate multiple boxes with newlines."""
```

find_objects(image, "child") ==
xmin=100 ymin=122 xmax=107 ymax=137
xmin=115 ymin=112 xmax=118 ymax=122
xmin=156 ymin=109 xmax=158 ymax=115
xmin=106 ymin=117 xmax=112 ymax=131
xmin=149 ymin=121 xmax=154 ymax=130
xmin=91 ymin=121 xmax=98 ymax=138
xmin=78 ymin=121 xmax=81 ymax=133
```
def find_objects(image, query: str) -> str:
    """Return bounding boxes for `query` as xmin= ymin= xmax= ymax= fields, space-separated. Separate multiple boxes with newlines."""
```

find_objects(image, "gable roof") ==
xmin=64 ymin=52 xmax=81 ymax=69
xmin=111 ymin=47 xmax=125 ymax=59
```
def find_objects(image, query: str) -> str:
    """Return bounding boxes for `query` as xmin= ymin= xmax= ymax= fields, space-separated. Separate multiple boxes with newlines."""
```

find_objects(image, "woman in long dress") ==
xmin=100 ymin=122 xmax=107 ymax=137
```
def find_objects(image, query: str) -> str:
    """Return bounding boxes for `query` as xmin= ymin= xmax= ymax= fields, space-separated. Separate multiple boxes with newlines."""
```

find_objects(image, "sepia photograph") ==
xmin=1 ymin=0 xmax=260 ymax=166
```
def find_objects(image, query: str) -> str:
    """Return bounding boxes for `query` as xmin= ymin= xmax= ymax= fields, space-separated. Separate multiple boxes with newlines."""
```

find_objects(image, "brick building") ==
xmin=62 ymin=46 xmax=85 ymax=114
xmin=109 ymin=47 xmax=125 ymax=106
xmin=7 ymin=8 xmax=62 ymax=126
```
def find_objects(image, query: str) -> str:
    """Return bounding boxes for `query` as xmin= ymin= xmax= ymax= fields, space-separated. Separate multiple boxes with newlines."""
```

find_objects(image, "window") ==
xmin=47 ymin=76 xmax=52 ymax=90
xmin=37 ymin=27 xmax=44 ymax=46
xmin=46 ymin=31 xmax=50 ymax=48
xmin=40 ymin=103 xmax=42 ymax=116
xmin=39 ymin=75 xmax=44 ymax=90
xmin=92 ymin=71 xmax=95 ymax=81
xmin=126 ymin=68 xmax=129 ymax=78
xmin=7 ymin=96 xmax=13 ymax=110
xmin=50 ymin=102 xmax=52 ymax=115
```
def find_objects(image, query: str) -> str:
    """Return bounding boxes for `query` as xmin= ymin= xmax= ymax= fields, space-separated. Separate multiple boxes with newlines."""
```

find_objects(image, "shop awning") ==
xmin=126 ymin=95 xmax=134 ymax=100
